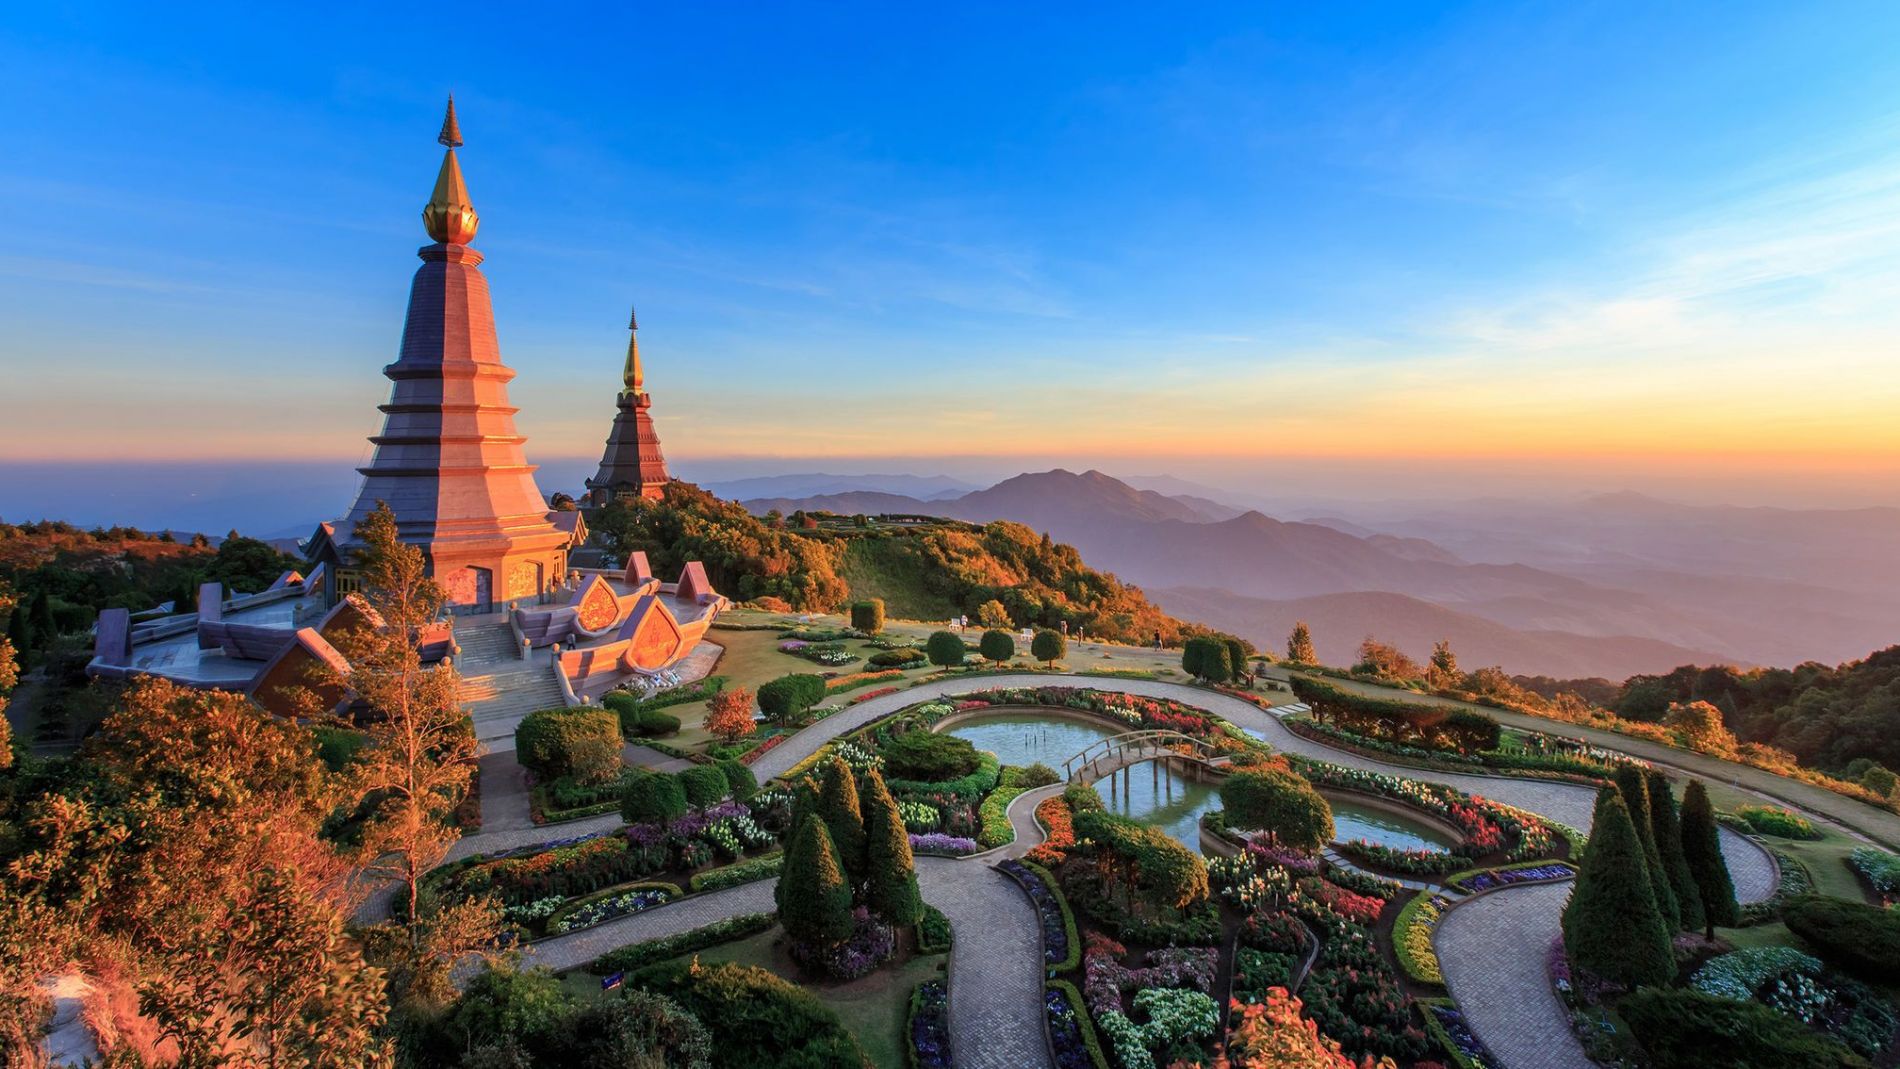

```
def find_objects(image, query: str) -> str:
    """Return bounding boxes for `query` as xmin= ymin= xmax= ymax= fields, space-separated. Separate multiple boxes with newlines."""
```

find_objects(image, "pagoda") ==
xmin=584 ymin=306 xmax=672 ymax=505
xmin=310 ymin=97 xmax=569 ymax=613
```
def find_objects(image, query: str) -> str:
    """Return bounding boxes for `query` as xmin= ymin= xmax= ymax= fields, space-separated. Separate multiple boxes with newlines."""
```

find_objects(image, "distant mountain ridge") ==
xmin=740 ymin=467 xmax=1899 ymax=678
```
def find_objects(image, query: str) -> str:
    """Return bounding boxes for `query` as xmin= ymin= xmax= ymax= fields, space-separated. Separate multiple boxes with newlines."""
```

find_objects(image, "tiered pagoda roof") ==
xmin=585 ymin=306 xmax=672 ymax=505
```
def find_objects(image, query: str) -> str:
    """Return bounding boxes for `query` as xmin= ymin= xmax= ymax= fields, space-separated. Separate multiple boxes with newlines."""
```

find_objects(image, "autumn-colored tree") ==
xmin=1286 ymin=621 xmax=1317 ymax=665
xmin=1664 ymin=701 xmax=1735 ymax=754
xmin=1217 ymin=991 xmax=1355 ymax=1069
xmin=322 ymin=503 xmax=488 ymax=982
xmin=1426 ymin=640 xmax=1460 ymax=690
xmin=1354 ymin=637 xmax=1421 ymax=681
xmin=0 ymin=584 xmax=16 ymax=771
xmin=975 ymin=599 xmax=1012 ymax=629
xmin=705 ymin=685 xmax=756 ymax=745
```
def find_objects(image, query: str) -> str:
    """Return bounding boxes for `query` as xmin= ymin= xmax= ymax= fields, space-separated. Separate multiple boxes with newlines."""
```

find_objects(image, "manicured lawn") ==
xmin=563 ymin=921 xmax=947 ymax=1069
xmin=1697 ymin=780 xmax=1873 ymax=903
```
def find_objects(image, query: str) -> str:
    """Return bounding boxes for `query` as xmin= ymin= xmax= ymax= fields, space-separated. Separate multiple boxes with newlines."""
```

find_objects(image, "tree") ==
xmin=1645 ymin=770 xmax=1705 ymax=933
xmin=1561 ymin=791 xmax=1674 ymax=987
xmin=1224 ymin=638 xmax=1250 ymax=684
xmin=323 ymin=503 xmax=481 ymax=960
xmin=680 ymin=764 xmax=731 ymax=809
xmin=859 ymin=769 xmax=923 ymax=926
xmin=1286 ymin=621 xmax=1317 ymax=665
xmin=1861 ymin=763 xmax=1898 ymax=798
xmin=1427 ymin=640 xmax=1460 ymax=690
xmin=817 ymin=757 xmax=867 ymax=885
xmin=717 ymin=758 xmax=758 ymax=801
xmin=5 ymin=602 xmax=32 ymax=661
xmin=850 ymin=599 xmax=885 ymax=635
xmin=975 ymin=599 xmax=1011 ymax=629
xmin=705 ymin=685 xmax=757 ymax=745
xmin=620 ymin=770 xmax=689 ymax=824
xmin=776 ymin=817 xmax=855 ymax=948
xmin=1074 ymin=810 xmax=1209 ymax=912
xmin=513 ymin=707 xmax=623 ymax=784
xmin=1679 ymin=780 xmax=1739 ymax=935
xmin=1031 ymin=628 xmax=1067 ymax=667
xmin=925 ymin=630 xmax=965 ymax=668
xmin=28 ymin=588 xmax=56 ymax=641
xmin=979 ymin=628 xmax=1015 ymax=667
xmin=204 ymin=532 xmax=303 ymax=593
xmin=1664 ymin=700 xmax=1735 ymax=754
xmin=1354 ymin=637 xmax=1421 ymax=681
xmin=1182 ymin=637 xmax=1232 ymax=684
xmin=1615 ymin=765 xmax=1681 ymax=932
xmin=758 ymin=673 xmax=826 ymax=725
xmin=1219 ymin=770 xmax=1333 ymax=852
xmin=0 ymin=587 xmax=16 ymax=770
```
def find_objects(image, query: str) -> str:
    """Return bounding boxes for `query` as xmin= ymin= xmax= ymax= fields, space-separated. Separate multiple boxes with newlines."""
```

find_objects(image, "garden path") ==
xmin=436 ymin=672 xmax=1783 ymax=1069
xmin=1434 ymin=881 xmax=1590 ymax=1069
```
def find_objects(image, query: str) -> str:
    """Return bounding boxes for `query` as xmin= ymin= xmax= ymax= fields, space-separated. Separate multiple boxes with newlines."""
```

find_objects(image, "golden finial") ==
xmin=423 ymin=95 xmax=479 ymax=244
xmin=622 ymin=303 xmax=644 ymax=394
xmin=438 ymin=94 xmax=463 ymax=148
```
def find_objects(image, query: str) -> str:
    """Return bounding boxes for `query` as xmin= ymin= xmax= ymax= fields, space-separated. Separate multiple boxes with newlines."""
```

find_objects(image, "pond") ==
xmin=944 ymin=712 xmax=1457 ymax=856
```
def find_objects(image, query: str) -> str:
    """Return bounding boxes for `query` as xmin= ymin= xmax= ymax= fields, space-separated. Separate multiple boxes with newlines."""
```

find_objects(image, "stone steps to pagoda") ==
xmin=454 ymin=621 xmax=522 ymax=667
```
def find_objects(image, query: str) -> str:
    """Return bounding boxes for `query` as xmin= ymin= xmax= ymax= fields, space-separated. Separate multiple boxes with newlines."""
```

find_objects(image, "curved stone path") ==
xmin=445 ymin=673 xmax=1783 ymax=1069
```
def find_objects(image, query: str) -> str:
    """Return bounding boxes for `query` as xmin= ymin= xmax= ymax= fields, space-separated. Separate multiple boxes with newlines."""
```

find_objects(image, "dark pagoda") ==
xmin=310 ymin=96 xmax=569 ymax=613
xmin=585 ymin=306 xmax=672 ymax=505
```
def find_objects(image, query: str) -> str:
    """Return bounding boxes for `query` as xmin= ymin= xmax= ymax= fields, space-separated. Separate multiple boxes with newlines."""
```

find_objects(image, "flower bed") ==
xmin=1448 ymin=860 xmax=1575 ymax=895
xmin=737 ymin=733 xmax=787 ymax=765
xmin=825 ymin=668 xmax=905 ymax=692
xmin=1026 ymin=795 xmax=1076 ymax=866
xmin=917 ymin=903 xmax=954 ymax=953
xmin=907 ymin=980 xmax=952 ymax=1069
xmin=977 ymin=784 xmax=1030 ymax=848
xmin=1729 ymin=804 xmax=1823 ymax=840
xmin=688 ymin=852 xmax=783 ymax=892
xmin=1289 ymin=757 xmax=1559 ymax=861
xmin=851 ymin=685 xmax=901 ymax=703
xmin=999 ymin=857 xmax=1079 ymax=970
xmin=1291 ymin=875 xmax=1385 ymax=926
xmin=1045 ymin=980 xmax=1111 ymax=1069
xmin=779 ymin=640 xmax=860 ymax=666
xmin=1394 ymin=891 xmax=1449 ymax=985
xmin=1691 ymin=946 xmax=1824 ymax=1002
xmin=547 ymin=884 xmax=670 ymax=935
xmin=1080 ymin=932 xmax=1217 ymax=1021
xmin=583 ymin=910 xmax=778 ymax=975
xmin=790 ymin=906 xmax=895 ymax=980
xmin=909 ymin=832 xmax=979 ymax=856
xmin=1848 ymin=846 xmax=1900 ymax=901
xmin=1335 ymin=839 xmax=1463 ymax=875
xmin=1094 ymin=987 xmax=1220 ymax=1069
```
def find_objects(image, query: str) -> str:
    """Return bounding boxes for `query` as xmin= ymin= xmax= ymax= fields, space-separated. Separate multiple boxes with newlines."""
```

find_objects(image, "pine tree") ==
xmin=1680 ymin=780 xmax=1739 ymax=936
xmin=776 ymin=816 xmax=855 ymax=948
xmin=1615 ymin=766 xmax=1680 ymax=932
xmin=1562 ymin=791 xmax=1674 ymax=988
xmin=1645 ymin=770 xmax=1704 ymax=933
xmin=859 ymin=769 xmax=923 ymax=926
xmin=1286 ymin=621 xmax=1317 ymax=664
xmin=818 ymin=757 xmax=867 ymax=886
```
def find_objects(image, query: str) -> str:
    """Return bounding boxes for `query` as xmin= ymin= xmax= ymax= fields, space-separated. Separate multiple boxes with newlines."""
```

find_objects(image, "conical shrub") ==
xmin=1645 ymin=770 xmax=1704 ymax=933
xmin=1616 ymin=766 xmax=1680 ymax=932
xmin=1680 ymin=780 xmax=1738 ymax=935
xmin=819 ymin=756 xmax=867 ymax=886
xmin=859 ymin=768 xmax=923 ymax=926
xmin=777 ymin=815 xmax=855 ymax=948
xmin=1562 ymin=792 xmax=1674 ymax=988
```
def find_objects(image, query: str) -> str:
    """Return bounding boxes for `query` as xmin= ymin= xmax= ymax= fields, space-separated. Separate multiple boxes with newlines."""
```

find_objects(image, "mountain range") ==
xmin=739 ymin=469 xmax=1900 ymax=679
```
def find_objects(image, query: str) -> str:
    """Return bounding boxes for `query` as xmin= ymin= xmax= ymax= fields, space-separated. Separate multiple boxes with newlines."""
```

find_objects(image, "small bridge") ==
xmin=1061 ymin=729 xmax=1233 ymax=784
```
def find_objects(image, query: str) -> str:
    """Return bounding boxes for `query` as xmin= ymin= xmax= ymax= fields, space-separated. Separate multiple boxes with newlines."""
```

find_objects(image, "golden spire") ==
xmin=423 ymin=95 xmax=479 ymax=244
xmin=622 ymin=304 xmax=644 ymax=395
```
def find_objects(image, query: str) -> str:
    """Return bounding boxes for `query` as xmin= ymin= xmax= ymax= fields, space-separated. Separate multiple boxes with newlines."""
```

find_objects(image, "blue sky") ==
xmin=3 ymin=3 xmax=1900 ymax=508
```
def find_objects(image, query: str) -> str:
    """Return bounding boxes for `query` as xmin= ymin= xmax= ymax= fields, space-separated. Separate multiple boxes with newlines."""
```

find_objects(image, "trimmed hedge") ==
xmin=1019 ymin=858 xmax=1081 ymax=972
xmin=680 ymin=764 xmax=731 ymax=808
xmin=1782 ymin=894 xmax=1900 ymax=981
xmin=1046 ymin=979 xmax=1112 ymax=1069
xmin=917 ymin=903 xmax=954 ymax=954
xmin=515 ymin=707 xmax=623 ymax=783
xmin=586 ymin=911 xmax=777 ymax=974
xmin=627 ymin=959 xmax=871 ymax=1069
xmin=883 ymin=731 xmax=981 ymax=782
xmin=689 ymin=852 xmax=784 ymax=893
xmin=1620 ymin=986 xmax=1867 ymax=1069
xmin=869 ymin=648 xmax=926 ymax=668
xmin=887 ymin=751 xmax=1000 ymax=801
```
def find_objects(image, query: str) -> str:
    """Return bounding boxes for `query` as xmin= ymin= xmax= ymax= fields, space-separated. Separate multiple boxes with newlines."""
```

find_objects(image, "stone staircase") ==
xmin=454 ymin=621 xmax=568 ymax=749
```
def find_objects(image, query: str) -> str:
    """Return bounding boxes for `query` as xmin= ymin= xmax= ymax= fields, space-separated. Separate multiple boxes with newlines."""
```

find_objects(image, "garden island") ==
xmin=1 ymin=100 xmax=1897 ymax=1069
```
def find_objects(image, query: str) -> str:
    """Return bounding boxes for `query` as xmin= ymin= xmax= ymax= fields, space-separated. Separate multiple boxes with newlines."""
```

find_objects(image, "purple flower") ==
xmin=909 ymin=833 xmax=980 ymax=856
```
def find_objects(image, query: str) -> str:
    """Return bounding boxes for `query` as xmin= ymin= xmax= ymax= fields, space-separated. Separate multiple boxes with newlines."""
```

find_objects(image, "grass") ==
xmin=1698 ymin=779 xmax=1872 ymax=903
xmin=562 ymin=921 xmax=947 ymax=1069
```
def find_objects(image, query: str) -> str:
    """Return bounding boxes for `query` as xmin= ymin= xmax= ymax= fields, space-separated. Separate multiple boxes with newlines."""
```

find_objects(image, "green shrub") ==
xmin=629 ymin=960 xmax=871 ymax=1069
xmin=1563 ymin=792 xmax=1673 ymax=987
xmin=1218 ymin=769 xmax=1332 ymax=851
xmin=1031 ymin=629 xmax=1066 ymax=665
xmin=1733 ymin=804 xmax=1822 ymax=840
xmin=679 ymin=764 xmax=730 ymax=809
xmin=917 ymin=904 xmax=953 ymax=953
xmin=586 ymin=912 xmax=775 ymax=974
xmin=625 ymin=706 xmax=682 ymax=737
xmin=620 ymin=770 xmax=688 ymax=825
xmin=1064 ymin=782 xmax=1105 ymax=813
xmin=1002 ymin=762 xmax=1060 ymax=789
xmin=758 ymin=673 xmax=826 ymax=724
xmin=515 ymin=707 xmax=624 ymax=784
xmin=717 ymin=758 xmax=758 ymax=801
xmin=1782 ymin=894 xmax=1900 ymax=982
xmin=868 ymin=648 xmax=927 ymax=668
xmin=979 ymin=628 xmax=1015 ymax=666
xmin=1620 ymin=987 xmax=1868 ymax=1069
xmin=882 ymin=731 xmax=981 ymax=782
xmin=775 ymin=817 xmax=854 ymax=948
xmin=886 ymin=751 xmax=1000 ymax=801
xmin=978 ymin=786 xmax=1030 ymax=848
xmin=925 ymin=630 xmax=965 ymax=668
xmin=850 ymin=599 xmax=885 ymax=634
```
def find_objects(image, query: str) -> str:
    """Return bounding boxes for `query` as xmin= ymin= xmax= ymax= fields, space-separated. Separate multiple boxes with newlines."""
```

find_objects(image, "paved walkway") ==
xmin=1435 ymin=882 xmax=1588 ymax=1069
xmin=430 ymin=672 xmax=1785 ymax=1069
